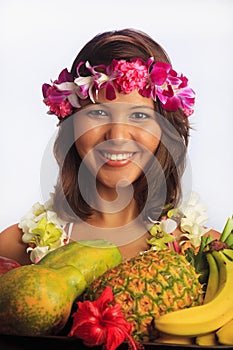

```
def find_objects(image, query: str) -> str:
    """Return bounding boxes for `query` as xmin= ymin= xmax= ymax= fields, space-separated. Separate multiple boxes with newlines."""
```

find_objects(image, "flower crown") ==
xmin=42 ymin=57 xmax=195 ymax=120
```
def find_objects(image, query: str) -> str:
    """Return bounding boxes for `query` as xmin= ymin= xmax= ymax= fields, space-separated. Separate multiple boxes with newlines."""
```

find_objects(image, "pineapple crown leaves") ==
xmin=185 ymin=215 xmax=233 ymax=287
xmin=219 ymin=215 xmax=233 ymax=247
xmin=184 ymin=235 xmax=213 ymax=286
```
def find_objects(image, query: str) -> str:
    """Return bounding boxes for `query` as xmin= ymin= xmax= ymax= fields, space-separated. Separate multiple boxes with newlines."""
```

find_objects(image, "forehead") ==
xmin=96 ymin=88 xmax=155 ymax=108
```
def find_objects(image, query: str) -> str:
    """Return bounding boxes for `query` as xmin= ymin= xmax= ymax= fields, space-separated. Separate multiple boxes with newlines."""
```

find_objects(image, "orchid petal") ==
xmin=42 ymin=83 xmax=51 ymax=98
xmin=67 ymin=93 xmax=81 ymax=108
xmin=57 ymin=68 xmax=73 ymax=83
xmin=54 ymin=82 xmax=77 ymax=92
xmin=105 ymin=82 xmax=116 ymax=100
xmin=161 ymin=218 xmax=178 ymax=233
xmin=150 ymin=65 xmax=169 ymax=85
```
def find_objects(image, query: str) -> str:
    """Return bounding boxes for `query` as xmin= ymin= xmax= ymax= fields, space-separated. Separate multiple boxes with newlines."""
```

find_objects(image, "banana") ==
xmin=222 ymin=248 xmax=233 ymax=261
xmin=195 ymin=253 xmax=220 ymax=345
xmin=216 ymin=318 xmax=233 ymax=345
xmin=155 ymin=332 xmax=194 ymax=345
xmin=195 ymin=332 xmax=219 ymax=346
xmin=154 ymin=250 xmax=233 ymax=336
xmin=203 ymin=252 xmax=219 ymax=303
xmin=225 ymin=234 xmax=233 ymax=248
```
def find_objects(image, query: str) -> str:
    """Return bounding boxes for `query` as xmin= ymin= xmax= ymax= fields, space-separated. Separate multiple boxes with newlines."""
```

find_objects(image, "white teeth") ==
xmin=103 ymin=152 xmax=133 ymax=161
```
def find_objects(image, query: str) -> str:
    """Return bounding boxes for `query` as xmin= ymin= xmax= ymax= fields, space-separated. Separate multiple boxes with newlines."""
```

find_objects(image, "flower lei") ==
xmin=19 ymin=192 xmax=209 ymax=264
xmin=42 ymin=58 xmax=195 ymax=120
xmin=146 ymin=192 xmax=210 ymax=253
xmin=18 ymin=194 xmax=69 ymax=263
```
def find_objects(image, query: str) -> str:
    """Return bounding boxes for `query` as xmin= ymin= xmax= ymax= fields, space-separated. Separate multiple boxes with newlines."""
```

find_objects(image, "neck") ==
xmin=89 ymin=198 xmax=139 ymax=228
xmin=87 ymin=180 xmax=139 ymax=227
xmin=70 ymin=181 xmax=149 ymax=250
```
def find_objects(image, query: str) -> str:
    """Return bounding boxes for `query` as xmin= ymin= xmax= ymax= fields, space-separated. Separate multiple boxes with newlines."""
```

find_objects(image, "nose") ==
xmin=104 ymin=122 xmax=132 ymax=141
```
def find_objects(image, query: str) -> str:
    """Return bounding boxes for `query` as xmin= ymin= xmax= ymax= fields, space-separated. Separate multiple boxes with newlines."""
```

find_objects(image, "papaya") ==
xmin=37 ymin=239 xmax=122 ymax=284
xmin=0 ymin=240 xmax=122 ymax=336
xmin=0 ymin=264 xmax=86 ymax=336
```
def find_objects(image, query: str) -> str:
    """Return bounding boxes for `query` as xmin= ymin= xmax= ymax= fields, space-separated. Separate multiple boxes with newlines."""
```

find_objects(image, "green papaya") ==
xmin=0 ymin=264 xmax=87 ymax=335
xmin=38 ymin=239 xmax=122 ymax=284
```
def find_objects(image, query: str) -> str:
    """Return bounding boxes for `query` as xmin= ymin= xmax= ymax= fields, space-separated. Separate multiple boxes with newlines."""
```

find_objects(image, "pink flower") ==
xmin=69 ymin=286 xmax=138 ymax=350
xmin=113 ymin=59 xmax=148 ymax=94
xmin=45 ymin=98 xmax=73 ymax=118
xmin=42 ymin=68 xmax=79 ymax=119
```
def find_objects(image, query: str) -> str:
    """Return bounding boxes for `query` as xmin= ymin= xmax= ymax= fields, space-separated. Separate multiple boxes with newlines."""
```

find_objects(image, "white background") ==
xmin=1 ymin=0 xmax=232 ymax=232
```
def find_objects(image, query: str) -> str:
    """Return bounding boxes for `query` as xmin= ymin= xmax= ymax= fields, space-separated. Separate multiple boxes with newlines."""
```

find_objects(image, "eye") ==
xmin=130 ymin=112 xmax=151 ymax=120
xmin=87 ymin=109 xmax=109 ymax=119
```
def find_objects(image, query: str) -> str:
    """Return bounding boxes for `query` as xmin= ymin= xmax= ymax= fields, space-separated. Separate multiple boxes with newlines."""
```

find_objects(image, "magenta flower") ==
xmin=144 ymin=60 xmax=195 ymax=116
xmin=42 ymin=68 xmax=81 ymax=119
xmin=140 ymin=60 xmax=171 ymax=100
xmin=156 ymin=70 xmax=195 ymax=116
xmin=68 ymin=286 xmax=138 ymax=350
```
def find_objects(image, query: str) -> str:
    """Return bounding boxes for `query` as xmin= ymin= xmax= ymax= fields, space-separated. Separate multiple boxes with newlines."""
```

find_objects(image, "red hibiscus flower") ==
xmin=68 ymin=286 xmax=138 ymax=350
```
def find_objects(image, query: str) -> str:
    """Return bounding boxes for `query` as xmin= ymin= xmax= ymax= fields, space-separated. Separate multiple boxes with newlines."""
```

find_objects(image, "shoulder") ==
xmin=0 ymin=224 xmax=31 ymax=265
xmin=206 ymin=228 xmax=221 ymax=240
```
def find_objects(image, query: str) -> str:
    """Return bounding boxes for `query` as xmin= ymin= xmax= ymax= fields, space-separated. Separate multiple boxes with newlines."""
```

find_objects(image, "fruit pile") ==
xmin=0 ymin=216 xmax=233 ymax=347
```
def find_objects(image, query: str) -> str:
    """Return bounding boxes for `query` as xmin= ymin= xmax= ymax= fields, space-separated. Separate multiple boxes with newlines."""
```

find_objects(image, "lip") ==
xmin=98 ymin=150 xmax=136 ymax=168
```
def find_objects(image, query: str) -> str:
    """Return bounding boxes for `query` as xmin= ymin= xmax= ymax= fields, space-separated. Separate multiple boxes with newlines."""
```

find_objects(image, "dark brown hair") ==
xmin=53 ymin=28 xmax=190 ymax=222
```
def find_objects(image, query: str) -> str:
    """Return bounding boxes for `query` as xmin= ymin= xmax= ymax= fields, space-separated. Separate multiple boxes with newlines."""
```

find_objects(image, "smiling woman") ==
xmin=0 ymin=28 xmax=218 ymax=263
xmin=0 ymin=26 xmax=224 ymax=349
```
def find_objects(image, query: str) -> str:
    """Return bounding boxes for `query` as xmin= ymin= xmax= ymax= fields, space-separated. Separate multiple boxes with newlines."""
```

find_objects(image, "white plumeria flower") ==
xmin=22 ymin=232 xmax=36 ymax=244
xmin=180 ymin=223 xmax=210 ymax=248
xmin=18 ymin=202 xmax=46 ymax=234
xmin=179 ymin=192 xmax=208 ymax=222
xmin=179 ymin=192 xmax=210 ymax=247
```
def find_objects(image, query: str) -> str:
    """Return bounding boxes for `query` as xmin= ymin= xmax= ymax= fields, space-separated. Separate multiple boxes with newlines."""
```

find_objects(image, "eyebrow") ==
xmin=129 ymin=105 xmax=155 ymax=112
xmin=86 ymin=103 xmax=155 ymax=112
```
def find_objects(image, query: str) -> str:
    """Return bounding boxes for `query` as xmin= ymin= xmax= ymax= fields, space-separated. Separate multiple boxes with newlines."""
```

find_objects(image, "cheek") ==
xmin=137 ymin=127 xmax=161 ymax=154
xmin=74 ymin=135 xmax=90 ymax=159
xmin=74 ymin=127 xmax=99 ymax=158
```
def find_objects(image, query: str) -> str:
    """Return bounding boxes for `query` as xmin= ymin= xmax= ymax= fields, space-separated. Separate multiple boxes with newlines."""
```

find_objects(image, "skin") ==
xmin=72 ymin=90 xmax=162 ymax=259
xmin=74 ymin=90 xmax=161 ymax=214
xmin=0 ymin=90 xmax=220 ymax=264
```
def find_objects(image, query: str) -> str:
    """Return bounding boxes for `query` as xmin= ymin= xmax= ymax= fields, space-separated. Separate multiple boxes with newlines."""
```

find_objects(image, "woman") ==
xmin=0 ymin=28 xmax=219 ymax=265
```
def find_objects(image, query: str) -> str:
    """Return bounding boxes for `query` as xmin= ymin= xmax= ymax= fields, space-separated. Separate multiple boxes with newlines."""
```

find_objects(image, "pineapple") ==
xmin=84 ymin=249 xmax=203 ymax=342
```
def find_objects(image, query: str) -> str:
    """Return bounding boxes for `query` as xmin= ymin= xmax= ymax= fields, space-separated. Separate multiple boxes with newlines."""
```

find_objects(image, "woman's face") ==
xmin=73 ymin=89 xmax=162 ymax=190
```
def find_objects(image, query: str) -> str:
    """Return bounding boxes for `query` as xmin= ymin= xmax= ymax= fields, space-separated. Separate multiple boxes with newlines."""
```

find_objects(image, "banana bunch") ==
xmin=155 ymin=246 xmax=233 ymax=346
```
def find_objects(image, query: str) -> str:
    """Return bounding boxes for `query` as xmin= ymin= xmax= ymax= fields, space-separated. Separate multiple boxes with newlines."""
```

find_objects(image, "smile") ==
xmin=98 ymin=151 xmax=136 ymax=168
xmin=102 ymin=152 xmax=134 ymax=161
